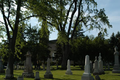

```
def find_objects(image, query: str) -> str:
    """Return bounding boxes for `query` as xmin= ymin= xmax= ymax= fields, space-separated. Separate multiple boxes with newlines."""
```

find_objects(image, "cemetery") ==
xmin=0 ymin=0 xmax=120 ymax=80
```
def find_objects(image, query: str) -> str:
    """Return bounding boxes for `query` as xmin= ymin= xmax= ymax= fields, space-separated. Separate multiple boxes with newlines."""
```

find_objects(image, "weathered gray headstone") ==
xmin=112 ymin=46 xmax=120 ymax=73
xmin=65 ymin=59 xmax=72 ymax=75
xmin=42 ymin=63 xmax=45 ymax=71
xmin=81 ymin=55 xmax=94 ymax=80
xmin=90 ymin=61 xmax=93 ymax=73
xmin=44 ymin=58 xmax=53 ymax=79
xmin=0 ymin=56 xmax=4 ymax=73
xmin=93 ymin=56 xmax=99 ymax=75
xmin=5 ymin=63 xmax=13 ymax=79
xmin=98 ymin=53 xmax=104 ymax=74
xmin=22 ymin=51 xmax=34 ymax=77
xmin=35 ymin=72 xmax=40 ymax=80
xmin=17 ymin=76 xmax=23 ymax=80
xmin=17 ymin=64 xmax=19 ymax=70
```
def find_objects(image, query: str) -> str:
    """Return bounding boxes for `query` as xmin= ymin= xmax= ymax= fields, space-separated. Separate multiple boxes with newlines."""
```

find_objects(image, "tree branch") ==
xmin=71 ymin=0 xmax=82 ymax=40
xmin=67 ymin=0 xmax=77 ymax=37
xmin=19 ymin=15 xmax=39 ymax=22
xmin=6 ymin=17 xmax=13 ymax=31
xmin=63 ymin=1 xmax=74 ymax=30
xmin=1 ymin=2 xmax=11 ymax=42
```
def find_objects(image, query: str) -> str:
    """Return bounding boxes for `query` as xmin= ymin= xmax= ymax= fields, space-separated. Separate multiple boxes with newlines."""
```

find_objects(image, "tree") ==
xmin=0 ymin=0 xmax=39 ymax=78
xmin=27 ymin=0 xmax=112 ymax=69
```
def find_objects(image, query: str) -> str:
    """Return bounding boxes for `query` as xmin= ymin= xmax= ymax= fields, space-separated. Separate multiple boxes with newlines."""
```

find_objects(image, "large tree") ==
xmin=0 ymin=0 xmax=39 ymax=78
xmin=27 ymin=0 xmax=112 ymax=69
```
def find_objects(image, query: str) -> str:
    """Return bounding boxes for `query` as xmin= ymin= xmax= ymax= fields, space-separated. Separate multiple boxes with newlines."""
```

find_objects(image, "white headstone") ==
xmin=22 ymin=51 xmax=34 ymax=77
xmin=35 ymin=72 xmax=40 ymax=80
xmin=44 ymin=58 xmax=53 ymax=79
xmin=81 ymin=55 xmax=94 ymax=80
xmin=112 ymin=46 xmax=120 ymax=73
xmin=93 ymin=56 xmax=99 ymax=75
xmin=98 ymin=53 xmax=105 ymax=74
xmin=65 ymin=59 xmax=72 ymax=75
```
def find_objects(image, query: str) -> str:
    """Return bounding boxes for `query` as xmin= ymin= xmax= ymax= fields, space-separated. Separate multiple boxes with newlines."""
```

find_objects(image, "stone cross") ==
xmin=112 ymin=46 xmax=120 ymax=73
xmin=81 ymin=55 xmax=94 ymax=80
xmin=44 ymin=58 xmax=53 ymax=79
xmin=65 ymin=59 xmax=72 ymax=75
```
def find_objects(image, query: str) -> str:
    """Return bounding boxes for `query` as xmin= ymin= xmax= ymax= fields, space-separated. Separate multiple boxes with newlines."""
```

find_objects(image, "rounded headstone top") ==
xmin=26 ymin=51 xmax=31 ymax=56
xmin=114 ymin=46 xmax=118 ymax=52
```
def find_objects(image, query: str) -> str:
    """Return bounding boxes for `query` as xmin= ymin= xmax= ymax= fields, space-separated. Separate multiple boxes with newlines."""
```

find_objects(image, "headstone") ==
xmin=17 ymin=76 xmax=23 ymax=80
xmin=81 ymin=55 xmax=94 ymax=80
xmin=35 ymin=72 xmax=40 ymax=80
xmin=90 ymin=61 xmax=93 ymax=73
xmin=0 ymin=56 xmax=5 ymax=73
xmin=112 ymin=46 xmax=120 ymax=73
xmin=65 ymin=59 xmax=72 ymax=75
xmin=98 ymin=53 xmax=105 ymax=74
xmin=17 ymin=64 xmax=19 ymax=70
xmin=95 ymin=75 xmax=101 ymax=80
xmin=5 ymin=63 xmax=13 ymax=79
xmin=22 ymin=51 xmax=34 ymax=77
xmin=44 ymin=58 xmax=53 ymax=79
xmin=93 ymin=56 xmax=99 ymax=75
xmin=42 ymin=63 xmax=45 ymax=70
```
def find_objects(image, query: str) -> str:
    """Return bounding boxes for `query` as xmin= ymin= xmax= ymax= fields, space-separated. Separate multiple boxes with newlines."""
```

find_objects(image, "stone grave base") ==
xmin=22 ymin=72 xmax=34 ymax=78
xmin=112 ymin=64 xmax=120 ymax=73
xmin=65 ymin=71 xmax=72 ymax=75
xmin=81 ymin=74 xmax=94 ymax=80
xmin=44 ymin=72 xmax=53 ymax=79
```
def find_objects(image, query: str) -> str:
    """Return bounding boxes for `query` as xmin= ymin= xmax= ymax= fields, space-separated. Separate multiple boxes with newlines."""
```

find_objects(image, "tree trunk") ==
xmin=61 ymin=43 xmax=70 ymax=69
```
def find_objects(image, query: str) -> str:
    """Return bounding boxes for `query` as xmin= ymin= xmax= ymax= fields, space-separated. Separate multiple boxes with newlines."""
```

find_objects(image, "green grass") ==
xmin=0 ymin=66 xmax=120 ymax=80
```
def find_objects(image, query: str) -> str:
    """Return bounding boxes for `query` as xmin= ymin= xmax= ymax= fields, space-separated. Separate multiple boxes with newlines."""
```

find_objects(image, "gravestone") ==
xmin=17 ymin=76 xmax=23 ymax=80
xmin=65 ymin=59 xmax=72 ymax=75
xmin=112 ymin=46 xmax=120 ymax=73
xmin=22 ymin=51 xmax=34 ymax=77
xmin=0 ymin=56 xmax=4 ymax=73
xmin=42 ymin=63 xmax=45 ymax=71
xmin=17 ymin=64 xmax=19 ymax=70
xmin=35 ymin=72 xmax=40 ymax=80
xmin=93 ymin=56 xmax=99 ymax=75
xmin=90 ymin=61 xmax=93 ymax=73
xmin=5 ymin=63 xmax=13 ymax=79
xmin=98 ymin=53 xmax=104 ymax=74
xmin=44 ymin=58 xmax=53 ymax=79
xmin=81 ymin=55 xmax=94 ymax=80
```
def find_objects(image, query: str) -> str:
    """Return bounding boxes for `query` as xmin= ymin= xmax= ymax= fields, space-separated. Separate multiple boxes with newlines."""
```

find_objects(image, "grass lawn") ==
xmin=0 ymin=66 xmax=120 ymax=80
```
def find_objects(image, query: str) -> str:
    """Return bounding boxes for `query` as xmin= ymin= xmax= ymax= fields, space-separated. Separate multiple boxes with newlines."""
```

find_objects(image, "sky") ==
xmin=0 ymin=0 xmax=120 ymax=41
xmin=48 ymin=0 xmax=120 ymax=40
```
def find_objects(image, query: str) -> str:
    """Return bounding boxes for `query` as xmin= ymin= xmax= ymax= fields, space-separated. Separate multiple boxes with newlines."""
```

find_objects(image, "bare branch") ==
xmin=63 ymin=1 xmax=74 ymax=30
xmin=19 ymin=15 xmax=39 ymax=22
xmin=71 ymin=0 xmax=82 ymax=40
xmin=67 ymin=0 xmax=77 ymax=37
xmin=6 ymin=17 xmax=13 ymax=31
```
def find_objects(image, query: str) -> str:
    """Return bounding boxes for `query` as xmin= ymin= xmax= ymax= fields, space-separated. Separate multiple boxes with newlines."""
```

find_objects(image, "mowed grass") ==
xmin=0 ymin=66 xmax=120 ymax=80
